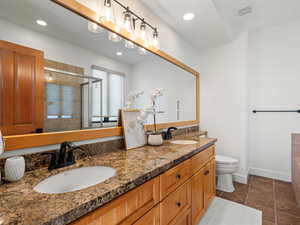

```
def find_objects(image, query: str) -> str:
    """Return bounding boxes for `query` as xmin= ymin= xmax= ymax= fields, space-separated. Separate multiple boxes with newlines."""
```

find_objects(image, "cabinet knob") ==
xmin=204 ymin=170 xmax=210 ymax=176
xmin=176 ymin=174 xmax=181 ymax=179
xmin=176 ymin=202 xmax=181 ymax=207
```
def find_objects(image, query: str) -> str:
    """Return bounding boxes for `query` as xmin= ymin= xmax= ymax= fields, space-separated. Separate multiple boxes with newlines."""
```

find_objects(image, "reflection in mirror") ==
xmin=0 ymin=0 xmax=196 ymax=136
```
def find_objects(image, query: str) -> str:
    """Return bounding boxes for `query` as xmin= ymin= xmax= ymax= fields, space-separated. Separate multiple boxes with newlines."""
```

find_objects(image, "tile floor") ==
xmin=217 ymin=175 xmax=300 ymax=225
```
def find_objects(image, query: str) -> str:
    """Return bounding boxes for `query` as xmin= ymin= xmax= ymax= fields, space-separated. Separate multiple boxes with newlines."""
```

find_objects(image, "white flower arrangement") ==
xmin=124 ymin=90 xmax=144 ymax=109
xmin=137 ymin=88 xmax=164 ymax=133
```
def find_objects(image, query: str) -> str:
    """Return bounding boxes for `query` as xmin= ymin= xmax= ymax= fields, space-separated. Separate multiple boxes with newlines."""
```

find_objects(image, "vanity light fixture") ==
xmin=151 ymin=28 xmax=160 ymax=48
xmin=102 ymin=0 xmax=115 ymax=22
xmin=183 ymin=12 xmax=195 ymax=21
xmin=92 ymin=0 xmax=160 ymax=53
xmin=140 ymin=20 xmax=146 ymax=41
xmin=36 ymin=20 xmax=47 ymax=26
xmin=123 ymin=8 xmax=133 ymax=34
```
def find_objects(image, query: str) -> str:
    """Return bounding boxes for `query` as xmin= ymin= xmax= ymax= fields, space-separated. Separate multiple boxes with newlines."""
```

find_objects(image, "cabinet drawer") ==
xmin=171 ymin=209 xmax=191 ymax=225
xmin=191 ymin=145 xmax=215 ymax=173
xmin=71 ymin=177 xmax=160 ymax=225
xmin=160 ymin=159 xmax=191 ymax=199
xmin=160 ymin=180 xmax=191 ymax=225
xmin=133 ymin=205 xmax=160 ymax=225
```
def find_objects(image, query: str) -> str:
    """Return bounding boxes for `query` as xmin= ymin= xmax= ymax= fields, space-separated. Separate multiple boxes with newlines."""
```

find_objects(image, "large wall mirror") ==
xmin=0 ymin=0 xmax=199 ymax=150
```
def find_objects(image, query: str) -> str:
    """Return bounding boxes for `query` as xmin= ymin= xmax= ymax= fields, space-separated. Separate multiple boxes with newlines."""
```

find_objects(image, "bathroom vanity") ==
xmin=71 ymin=144 xmax=215 ymax=225
xmin=0 ymin=136 xmax=216 ymax=225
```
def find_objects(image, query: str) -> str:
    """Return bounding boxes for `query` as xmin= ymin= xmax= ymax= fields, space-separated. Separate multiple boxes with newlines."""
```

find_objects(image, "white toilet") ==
xmin=216 ymin=155 xmax=239 ymax=193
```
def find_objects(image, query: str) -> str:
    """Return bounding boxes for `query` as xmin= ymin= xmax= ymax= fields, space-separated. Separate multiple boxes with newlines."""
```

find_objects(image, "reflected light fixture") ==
xmin=183 ymin=12 xmax=195 ymax=21
xmin=125 ymin=40 xmax=135 ymax=49
xmin=116 ymin=51 xmax=123 ymax=56
xmin=138 ymin=47 xmax=147 ymax=55
xmin=46 ymin=74 xmax=54 ymax=82
xmin=88 ymin=22 xmax=102 ymax=33
xmin=88 ymin=0 xmax=102 ymax=33
xmin=36 ymin=20 xmax=47 ymax=26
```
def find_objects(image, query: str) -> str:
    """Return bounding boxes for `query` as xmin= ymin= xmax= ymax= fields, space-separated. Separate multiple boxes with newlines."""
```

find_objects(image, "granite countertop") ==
xmin=0 ymin=134 xmax=216 ymax=225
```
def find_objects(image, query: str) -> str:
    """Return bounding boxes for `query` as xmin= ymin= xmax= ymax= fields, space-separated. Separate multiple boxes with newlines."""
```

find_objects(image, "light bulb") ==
xmin=123 ymin=9 xmax=133 ymax=33
xmin=108 ymin=19 xmax=122 ymax=42
xmin=46 ymin=74 xmax=54 ymax=82
xmin=102 ymin=0 xmax=114 ymax=22
xmin=138 ymin=47 xmax=147 ymax=55
xmin=125 ymin=40 xmax=135 ymax=49
xmin=140 ymin=21 xmax=146 ymax=41
xmin=152 ymin=29 xmax=160 ymax=48
xmin=109 ymin=32 xmax=121 ymax=42
xmin=88 ymin=21 xmax=102 ymax=33
xmin=88 ymin=0 xmax=102 ymax=33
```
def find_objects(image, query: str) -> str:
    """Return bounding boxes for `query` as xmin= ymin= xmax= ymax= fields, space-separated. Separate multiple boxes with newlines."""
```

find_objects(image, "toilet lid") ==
xmin=216 ymin=155 xmax=238 ymax=164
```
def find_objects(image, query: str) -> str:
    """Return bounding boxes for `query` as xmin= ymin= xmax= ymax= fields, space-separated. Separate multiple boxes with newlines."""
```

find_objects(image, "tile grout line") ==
xmin=244 ymin=176 xmax=250 ymax=204
xmin=273 ymin=179 xmax=278 ymax=225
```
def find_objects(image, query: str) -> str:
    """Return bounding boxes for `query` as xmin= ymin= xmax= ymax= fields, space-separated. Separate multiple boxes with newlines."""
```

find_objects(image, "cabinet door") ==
xmin=0 ymin=40 xmax=44 ymax=135
xmin=133 ymin=205 xmax=160 ymax=225
xmin=203 ymin=159 xmax=216 ymax=209
xmin=71 ymin=177 xmax=160 ymax=225
xmin=191 ymin=167 xmax=205 ymax=225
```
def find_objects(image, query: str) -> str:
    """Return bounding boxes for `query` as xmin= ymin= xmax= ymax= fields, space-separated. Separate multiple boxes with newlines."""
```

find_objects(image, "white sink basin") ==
xmin=34 ymin=166 xmax=116 ymax=194
xmin=170 ymin=140 xmax=198 ymax=145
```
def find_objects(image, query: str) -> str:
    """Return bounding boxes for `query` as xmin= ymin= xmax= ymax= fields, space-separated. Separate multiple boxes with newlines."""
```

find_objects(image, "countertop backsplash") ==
xmin=0 ymin=125 xmax=203 ymax=173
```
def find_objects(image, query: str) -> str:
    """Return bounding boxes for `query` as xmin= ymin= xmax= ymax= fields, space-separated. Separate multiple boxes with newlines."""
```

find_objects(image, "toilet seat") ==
xmin=216 ymin=155 xmax=238 ymax=165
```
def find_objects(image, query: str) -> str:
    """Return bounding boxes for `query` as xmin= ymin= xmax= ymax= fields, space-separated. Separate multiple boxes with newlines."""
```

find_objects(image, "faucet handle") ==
xmin=66 ymin=146 xmax=86 ymax=165
xmin=41 ymin=152 xmax=58 ymax=170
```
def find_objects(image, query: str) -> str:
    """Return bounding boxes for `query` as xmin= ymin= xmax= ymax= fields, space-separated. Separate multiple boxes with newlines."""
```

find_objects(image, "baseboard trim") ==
xmin=249 ymin=167 xmax=291 ymax=182
xmin=233 ymin=172 xmax=249 ymax=184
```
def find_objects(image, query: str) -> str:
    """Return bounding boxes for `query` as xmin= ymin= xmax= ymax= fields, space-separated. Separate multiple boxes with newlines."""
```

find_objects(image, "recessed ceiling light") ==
xmin=116 ymin=52 xmax=123 ymax=56
xmin=183 ymin=13 xmax=195 ymax=21
xmin=36 ymin=20 xmax=47 ymax=26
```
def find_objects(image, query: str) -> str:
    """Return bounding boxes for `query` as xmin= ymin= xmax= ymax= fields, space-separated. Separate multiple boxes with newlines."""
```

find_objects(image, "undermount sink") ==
xmin=170 ymin=140 xmax=198 ymax=145
xmin=34 ymin=166 xmax=116 ymax=194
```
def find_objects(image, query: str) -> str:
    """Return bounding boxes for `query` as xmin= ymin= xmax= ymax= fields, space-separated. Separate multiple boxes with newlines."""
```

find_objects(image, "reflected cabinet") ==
xmin=0 ymin=40 xmax=44 ymax=135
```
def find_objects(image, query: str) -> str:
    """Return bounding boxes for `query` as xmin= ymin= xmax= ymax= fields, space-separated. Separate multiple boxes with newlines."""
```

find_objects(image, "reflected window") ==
xmin=46 ymin=83 xmax=74 ymax=119
xmin=92 ymin=66 xmax=125 ymax=124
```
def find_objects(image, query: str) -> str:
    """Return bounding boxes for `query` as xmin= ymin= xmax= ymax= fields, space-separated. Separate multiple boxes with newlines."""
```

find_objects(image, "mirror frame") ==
xmin=3 ymin=0 xmax=200 ymax=151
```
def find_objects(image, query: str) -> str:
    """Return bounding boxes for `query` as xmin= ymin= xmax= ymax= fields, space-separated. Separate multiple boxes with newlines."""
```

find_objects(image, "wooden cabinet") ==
xmin=0 ymin=40 xmax=44 ymax=135
xmin=203 ymin=159 xmax=216 ymax=208
xmin=191 ymin=167 xmax=205 ymax=225
xmin=71 ymin=145 xmax=216 ymax=225
xmin=191 ymin=145 xmax=214 ymax=174
xmin=71 ymin=177 xmax=160 ymax=225
xmin=160 ymin=180 xmax=191 ymax=225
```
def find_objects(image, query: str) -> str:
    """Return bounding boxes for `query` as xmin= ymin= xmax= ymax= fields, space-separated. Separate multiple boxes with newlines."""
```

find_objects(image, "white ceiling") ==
xmin=1 ymin=0 xmax=300 ymax=55
xmin=0 ymin=0 xmax=155 ymax=65
xmin=141 ymin=0 xmax=232 ymax=50
xmin=142 ymin=0 xmax=300 ymax=50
